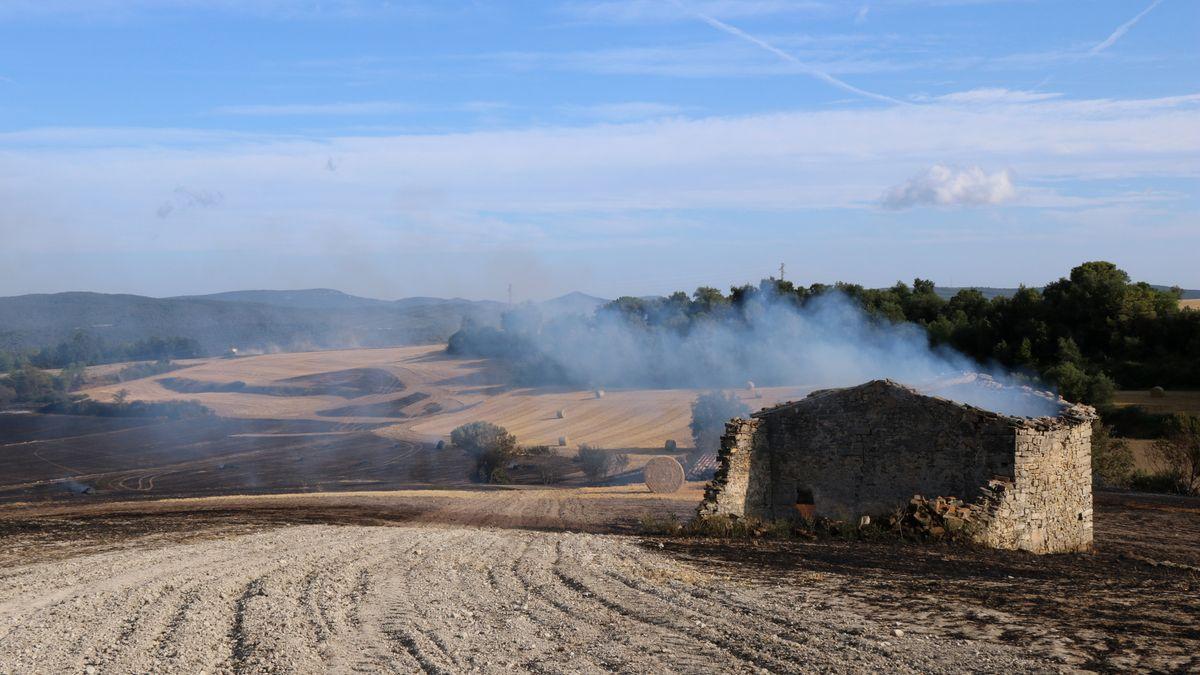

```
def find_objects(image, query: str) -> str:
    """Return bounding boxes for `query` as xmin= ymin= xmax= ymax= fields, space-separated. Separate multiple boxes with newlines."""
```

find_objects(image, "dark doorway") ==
xmin=795 ymin=485 xmax=815 ymax=519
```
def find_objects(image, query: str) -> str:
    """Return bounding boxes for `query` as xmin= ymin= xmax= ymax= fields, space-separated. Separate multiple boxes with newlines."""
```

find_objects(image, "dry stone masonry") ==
xmin=698 ymin=379 xmax=1096 ymax=554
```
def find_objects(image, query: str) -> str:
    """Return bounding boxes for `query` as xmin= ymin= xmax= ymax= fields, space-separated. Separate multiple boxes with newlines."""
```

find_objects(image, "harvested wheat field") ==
xmin=79 ymin=346 xmax=810 ymax=450
xmin=0 ymin=489 xmax=1197 ymax=673
xmin=1112 ymin=388 xmax=1200 ymax=416
xmin=1180 ymin=298 xmax=1200 ymax=310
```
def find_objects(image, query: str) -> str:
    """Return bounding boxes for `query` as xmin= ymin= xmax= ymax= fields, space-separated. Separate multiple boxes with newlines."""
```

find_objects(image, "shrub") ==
xmin=1091 ymin=423 xmax=1135 ymax=488
xmin=1100 ymin=405 xmax=1170 ymax=439
xmin=450 ymin=421 xmax=519 ymax=483
xmin=40 ymin=398 xmax=212 ymax=419
xmin=117 ymin=359 xmax=183 ymax=382
xmin=576 ymin=444 xmax=629 ymax=481
xmin=1130 ymin=470 xmax=1187 ymax=494
xmin=535 ymin=458 xmax=568 ymax=485
xmin=664 ymin=439 xmax=677 ymax=452
xmin=681 ymin=515 xmax=813 ymax=540
xmin=0 ymin=384 xmax=15 ymax=407
xmin=637 ymin=512 xmax=682 ymax=535
xmin=1152 ymin=414 xmax=1200 ymax=494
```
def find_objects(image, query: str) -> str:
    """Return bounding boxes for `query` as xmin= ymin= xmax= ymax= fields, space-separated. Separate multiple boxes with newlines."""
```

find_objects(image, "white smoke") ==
xmin=509 ymin=290 xmax=1062 ymax=418
xmin=156 ymin=186 xmax=224 ymax=219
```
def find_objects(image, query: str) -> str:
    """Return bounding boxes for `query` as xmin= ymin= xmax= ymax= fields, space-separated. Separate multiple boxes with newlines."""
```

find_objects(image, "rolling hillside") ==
xmin=78 ymin=345 xmax=811 ymax=452
xmin=0 ymin=290 xmax=604 ymax=355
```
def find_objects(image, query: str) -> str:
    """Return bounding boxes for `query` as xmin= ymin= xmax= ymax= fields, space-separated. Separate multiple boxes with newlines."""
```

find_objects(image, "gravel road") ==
xmin=0 ymin=524 xmax=1047 ymax=674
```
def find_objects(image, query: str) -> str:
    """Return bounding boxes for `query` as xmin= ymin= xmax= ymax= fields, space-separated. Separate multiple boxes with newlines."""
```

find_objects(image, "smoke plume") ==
xmin=486 ymin=290 xmax=1063 ymax=418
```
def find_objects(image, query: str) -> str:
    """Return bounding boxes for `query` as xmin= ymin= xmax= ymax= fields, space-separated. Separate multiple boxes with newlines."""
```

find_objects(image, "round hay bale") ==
xmin=558 ymin=436 xmax=569 ymax=447
xmin=1150 ymin=386 xmax=1166 ymax=398
xmin=556 ymin=408 xmax=566 ymax=419
xmin=643 ymin=456 xmax=685 ymax=494
xmin=594 ymin=389 xmax=605 ymax=399
xmin=663 ymin=439 xmax=677 ymax=452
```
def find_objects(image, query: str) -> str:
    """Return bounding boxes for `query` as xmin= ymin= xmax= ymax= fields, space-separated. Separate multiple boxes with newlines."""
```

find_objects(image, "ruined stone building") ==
xmin=698 ymin=379 xmax=1096 ymax=554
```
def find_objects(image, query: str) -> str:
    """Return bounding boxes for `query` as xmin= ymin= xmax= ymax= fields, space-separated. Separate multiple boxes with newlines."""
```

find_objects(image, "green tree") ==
xmin=9 ymin=365 xmax=65 ymax=404
xmin=689 ymin=391 xmax=751 ymax=458
xmin=690 ymin=287 xmax=728 ymax=315
xmin=450 ymin=421 xmax=519 ymax=483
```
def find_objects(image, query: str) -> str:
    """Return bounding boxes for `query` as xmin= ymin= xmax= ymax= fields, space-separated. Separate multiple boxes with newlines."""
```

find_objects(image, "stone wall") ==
xmin=973 ymin=421 xmax=1093 ymax=553
xmin=697 ymin=379 xmax=1095 ymax=554
xmin=698 ymin=418 xmax=761 ymax=519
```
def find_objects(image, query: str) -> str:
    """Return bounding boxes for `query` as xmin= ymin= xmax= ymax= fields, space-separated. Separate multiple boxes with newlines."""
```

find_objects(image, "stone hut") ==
xmin=697 ymin=379 xmax=1097 ymax=554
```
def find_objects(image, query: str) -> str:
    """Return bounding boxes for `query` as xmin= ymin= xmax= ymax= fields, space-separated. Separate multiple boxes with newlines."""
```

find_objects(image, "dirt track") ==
xmin=1 ymin=489 xmax=1198 ymax=673
xmin=0 ymin=524 xmax=1048 ymax=674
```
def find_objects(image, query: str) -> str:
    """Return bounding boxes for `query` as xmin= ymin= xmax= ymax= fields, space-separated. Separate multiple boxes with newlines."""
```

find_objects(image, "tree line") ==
xmin=0 ymin=332 xmax=204 ymax=371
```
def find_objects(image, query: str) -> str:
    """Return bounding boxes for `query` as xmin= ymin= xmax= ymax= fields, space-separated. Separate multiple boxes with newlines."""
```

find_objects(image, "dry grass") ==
xmin=1180 ymin=298 xmax=1200 ymax=311
xmin=79 ymin=345 xmax=812 ymax=451
xmin=1112 ymin=389 xmax=1200 ymax=415
xmin=1125 ymin=438 xmax=1165 ymax=473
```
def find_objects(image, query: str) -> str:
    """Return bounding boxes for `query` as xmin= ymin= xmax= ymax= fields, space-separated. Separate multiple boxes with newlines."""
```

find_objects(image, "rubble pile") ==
xmin=890 ymin=495 xmax=980 ymax=540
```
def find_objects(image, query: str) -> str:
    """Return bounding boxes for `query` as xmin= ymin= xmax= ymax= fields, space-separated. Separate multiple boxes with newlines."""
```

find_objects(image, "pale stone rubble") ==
xmin=698 ymin=378 xmax=1096 ymax=554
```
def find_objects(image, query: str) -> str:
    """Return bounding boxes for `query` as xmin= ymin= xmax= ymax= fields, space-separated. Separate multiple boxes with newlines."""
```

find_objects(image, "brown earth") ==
xmin=0 ymin=489 xmax=1196 ymax=673
xmin=0 ymin=414 xmax=466 ymax=503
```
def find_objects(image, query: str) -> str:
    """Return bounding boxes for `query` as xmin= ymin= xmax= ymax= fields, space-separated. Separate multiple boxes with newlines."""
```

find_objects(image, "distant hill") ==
xmin=176 ymin=288 xmax=392 ymax=310
xmin=0 ymin=291 xmax=507 ymax=355
xmin=540 ymin=291 xmax=610 ymax=317
xmin=0 ymin=289 xmax=611 ymax=356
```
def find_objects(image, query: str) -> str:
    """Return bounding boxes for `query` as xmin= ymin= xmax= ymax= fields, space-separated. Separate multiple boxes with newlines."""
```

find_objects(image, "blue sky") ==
xmin=0 ymin=0 xmax=1197 ymax=300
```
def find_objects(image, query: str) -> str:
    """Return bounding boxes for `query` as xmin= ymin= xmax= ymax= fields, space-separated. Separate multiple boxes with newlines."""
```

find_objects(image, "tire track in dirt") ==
xmin=0 ymin=524 xmax=1049 ymax=674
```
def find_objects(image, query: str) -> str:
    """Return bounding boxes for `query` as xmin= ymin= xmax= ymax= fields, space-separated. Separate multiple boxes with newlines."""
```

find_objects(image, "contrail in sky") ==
xmin=1089 ymin=0 xmax=1163 ymax=55
xmin=673 ymin=1 xmax=905 ymax=106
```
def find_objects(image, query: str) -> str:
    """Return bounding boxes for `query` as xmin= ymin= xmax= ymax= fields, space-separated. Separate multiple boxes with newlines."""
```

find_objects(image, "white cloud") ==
xmin=557 ymin=102 xmax=686 ymax=121
xmin=924 ymin=88 xmax=1063 ymax=105
xmin=1 ymin=92 xmax=1196 ymax=255
xmin=881 ymin=165 xmax=1016 ymax=209
xmin=1090 ymin=0 xmax=1163 ymax=55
